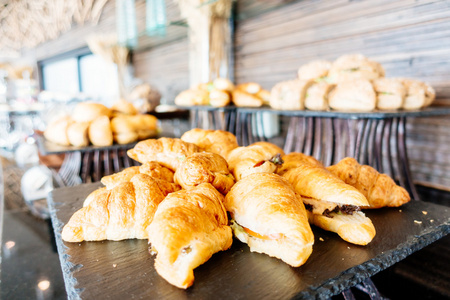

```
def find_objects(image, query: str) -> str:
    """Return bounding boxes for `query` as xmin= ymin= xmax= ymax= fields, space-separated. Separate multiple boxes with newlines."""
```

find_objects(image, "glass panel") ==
xmin=79 ymin=54 xmax=119 ymax=105
xmin=42 ymin=58 xmax=80 ymax=94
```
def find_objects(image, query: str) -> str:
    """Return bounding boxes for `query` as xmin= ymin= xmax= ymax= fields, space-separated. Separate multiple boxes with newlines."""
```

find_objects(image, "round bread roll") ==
xmin=298 ymin=60 xmax=332 ymax=81
xmin=270 ymin=79 xmax=313 ymax=110
xmin=174 ymin=89 xmax=210 ymax=106
xmin=67 ymin=122 xmax=90 ymax=147
xmin=111 ymin=99 xmax=138 ymax=115
xmin=213 ymin=78 xmax=235 ymax=92
xmin=372 ymin=78 xmax=406 ymax=110
xmin=209 ymin=89 xmax=231 ymax=107
xmin=328 ymin=79 xmax=376 ymax=112
xmin=237 ymin=82 xmax=262 ymax=95
xmin=232 ymin=89 xmax=263 ymax=107
xmin=88 ymin=115 xmax=113 ymax=146
xmin=72 ymin=102 xmax=111 ymax=123
xmin=304 ymin=82 xmax=335 ymax=111
xmin=401 ymin=79 xmax=436 ymax=110
xmin=114 ymin=132 xmax=139 ymax=144
xmin=328 ymin=54 xmax=385 ymax=84
xmin=43 ymin=115 xmax=74 ymax=146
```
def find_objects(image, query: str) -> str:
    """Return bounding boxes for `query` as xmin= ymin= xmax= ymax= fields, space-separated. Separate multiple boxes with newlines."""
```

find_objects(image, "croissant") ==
xmin=174 ymin=152 xmax=235 ymax=194
xmin=127 ymin=138 xmax=199 ymax=171
xmin=147 ymin=183 xmax=232 ymax=289
xmin=327 ymin=157 xmax=410 ymax=208
xmin=225 ymin=173 xmax=314 ymax=267
xmin=101 ymin=162 xmax=175 ymax=190
xmin=62 ymin=173 xmax=180 ymax=242
xmin=227 ymin=141 xmax=285 ymax=181
xmin=180 ymin=128 xmax=239 ymax=159
xmin=278 ymin=153 xmax=375 ymax=245
xmin=306 ymin=211 xmax=375 ymax=246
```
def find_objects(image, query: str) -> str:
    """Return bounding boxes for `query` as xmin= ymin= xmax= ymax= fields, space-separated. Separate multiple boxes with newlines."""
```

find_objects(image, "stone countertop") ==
xmin=48 ymin=182 xmax=450 ymax=300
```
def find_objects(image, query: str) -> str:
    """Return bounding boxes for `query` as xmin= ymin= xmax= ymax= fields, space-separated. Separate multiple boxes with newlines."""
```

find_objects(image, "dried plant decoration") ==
xmin=0 ymin=0 xmax=109 ymax=55
xmin=175 ymin=0 xmax=232 ymax=86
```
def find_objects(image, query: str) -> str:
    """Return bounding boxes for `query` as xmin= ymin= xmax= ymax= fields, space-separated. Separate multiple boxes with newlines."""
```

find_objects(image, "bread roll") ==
xmin=213 ymin=78 xmax=235 ymax=92
xmin=328 ymin=54 xmax=384 ymax=84
xmin=401 ymin=79 xmax=436 ymax=110
xmin=88 ymin=116 xmax=113 ymax=146
xmin=304 ymin=82 xmax=335 ymax=111
xmin=44 ymin=115 xmax=74 ymax=146
xmin=298 ymin=60 xmax=332 ymax=81
xmin=373 ymin=78 xmax=406 ymax=110
xmin=231 ymin=89 xmax=263 ymax=107
xmin=72 ymin=102 xmax=111 ymax=123
xmin=175 ymin=89 xmax=209 ymax=106
xmin=270 ymin=79 xmax=313 ymax=110
xmin=67 ymin=121 xmax=90 ymax=147
xmin=328 ymin=79 xmax=376 ymax=111
xmin=209 ymin=89 xmax=231 ymax=107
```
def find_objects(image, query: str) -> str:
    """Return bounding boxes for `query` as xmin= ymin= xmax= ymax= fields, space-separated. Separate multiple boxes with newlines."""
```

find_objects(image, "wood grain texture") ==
xmin=49 ymin=182 xmax=450 ymax=299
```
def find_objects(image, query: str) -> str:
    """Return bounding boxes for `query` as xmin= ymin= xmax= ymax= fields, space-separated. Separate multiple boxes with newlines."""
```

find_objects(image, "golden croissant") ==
xmin=62 ymin=173 xmax=180 ymax=242
xmin=127 ymin=137 xmax=199 ymax=171
xmin=181 ymin=128 xmax=239 ymax=160
xmin=327 ymin=157 xmax=410 ymax=208
xmin=278 ymin=153 xmax=375 ymax=245
xmin=227 ymin=141 xmax=285 ymax=181
xmin=101 ymin=161 xmax=174 ymax=189
xmin=147 ymin=183 xmax=232 ymax=289
xmin=225 ymin=173 xmax=314 ymax=267
xmin=174 ymin=152 xmax=235 ymax=194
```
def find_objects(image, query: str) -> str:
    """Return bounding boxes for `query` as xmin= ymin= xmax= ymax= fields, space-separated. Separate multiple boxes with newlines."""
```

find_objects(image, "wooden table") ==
xmin=48 ymin=182 xmax=450 ymax=299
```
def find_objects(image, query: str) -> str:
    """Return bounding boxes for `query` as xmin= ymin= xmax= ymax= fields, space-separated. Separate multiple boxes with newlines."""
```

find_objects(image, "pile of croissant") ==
xmin=62 ymin=128 xmax=410 ymax=289
xmin=44 ymin=100 xmax=158 ymax=147
xmin=270 ymin=54 xmax=435 ymax=111
xmin=175 ymin=78 xmax=270 ymax=108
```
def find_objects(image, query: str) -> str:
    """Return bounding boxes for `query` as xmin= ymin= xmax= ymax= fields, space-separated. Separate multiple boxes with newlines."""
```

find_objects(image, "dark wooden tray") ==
xmin=48 ymin=183 xmax=450 ymax=299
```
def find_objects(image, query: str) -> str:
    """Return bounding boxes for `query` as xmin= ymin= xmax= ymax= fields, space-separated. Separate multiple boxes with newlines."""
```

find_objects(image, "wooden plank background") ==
xmin=21 ymin=0 xmax=450 ymax=191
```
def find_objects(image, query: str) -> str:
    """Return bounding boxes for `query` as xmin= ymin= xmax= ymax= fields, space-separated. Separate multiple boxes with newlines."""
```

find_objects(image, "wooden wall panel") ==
xmin=235 ymin=0 xmax=450 ymax=190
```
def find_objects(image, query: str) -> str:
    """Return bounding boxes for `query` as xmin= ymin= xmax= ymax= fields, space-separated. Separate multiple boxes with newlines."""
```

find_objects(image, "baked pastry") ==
xmin=236 ymin=82 xmax=262 ymax=95
xmin=328 ymin=79 xmax=376 ymax=111
xmin=401 ymin=79 xmax=436 ymax=110
xmin=44 ymin=115 xmax=74 ymax=146
xmin=213 ymin=77 xmax=235 ymax=92
xmin=101 ymin=162 xmax=175 ymax=190
xmin=62 ymin=173 xmax=180 ymax=242
xmin=175 ymin=89 xmax=209 ymax=106
xmin=225 ymin=173 xmax=314 ymax=267
xmin=328 ymin=54 xmax=385 ymax=84
xmin=111 ymin=99 xmax=138 ymax=115
xmin=227 ymin=141 xmax=285 ymax=181
xmin=277 ymin=152 xmax=324 ymax=176
xmin=110 ymin=115 xmax=139 ymax=144
xmin=174 ymin=152 xmax=235 ymax=194
xmin=256 ymin=89 xmax=271 ymax=105
xmin=88 ymin=115 xmax=113 ymax=146
xmin=180 ymin=128 xmax=239 ymax=159
xmin=129 ymin=114 xmax=158 ymax=140
xmin=372 ymin=78 xmax=406 ymax=110
xmin=209 ymin=89 xmax=231 ymax=107
xmin=327 ymin=157 xmax=410 ymax=208
xmin=304 ymin=82 xmax=335 ymax=111
xmin=139 ymin=161 xmax=175 ymax=183
xmin=127 ymin=138 xmax=199 ymax=171
xmin=147 ymin=183 xmax=232 ymax=289
xmin=278 ymin=152 xmax=375 ymax=245
xmin=298 ymin=60 xmax=332 ymax=81
xmin=270 ymin=79 xmax=313 ymax=110
xmin=306 ymin=210 xmax=376 ymax=246
xmin=72 ymin=102 xmax=111 ymax=123
xmin=231 ymin=89 xmax=264 ymax=107
xmin=67 ymin=121 xmax=90 ymax=147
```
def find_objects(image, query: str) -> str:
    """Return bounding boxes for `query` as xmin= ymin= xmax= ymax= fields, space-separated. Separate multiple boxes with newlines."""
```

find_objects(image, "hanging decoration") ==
xmin=175 ymin=0 xmax=232 ymax=87
xmin=0 ymin=0 xmax=109 ymax=55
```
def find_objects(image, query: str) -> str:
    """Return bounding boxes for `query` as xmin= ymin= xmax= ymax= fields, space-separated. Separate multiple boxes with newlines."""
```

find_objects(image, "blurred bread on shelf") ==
xmin=128 ymin=83 xmax=161 ymax=113
xmin=298 ymin=60 xmax=332 ymax=81
xmin=44 ymin=115 xmax=74 ymax=146
xmin=88 ymin=115 xmax=113 ymax=146
xmin=72 ymin=102 xmax=111 ymax=123
xmin=328 ymin=79 xmax=376 ymax=112
xmin=400 ymin=78 xmax=435 ymax=110
xmin=111 ymin=99 xmax=139 ymax=116
xmin=304 ymin=82 xmax=335 ymax=111
xmin=327 ymin=54 xmax=385 ymax=84
xmin=372 ymin=78 xmax=406 ymax=110
xmin=270 ymin=79 xmax=313 ymax=110
xmin=67 ymin=122 xmax=90 ymax=147
xmin=175 ymin=89 xmax=210 ymax=106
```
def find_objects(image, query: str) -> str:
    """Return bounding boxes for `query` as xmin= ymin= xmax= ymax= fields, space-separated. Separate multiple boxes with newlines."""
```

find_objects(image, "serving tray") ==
xmin=48 ymin=183 xmax=450 ymax=299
